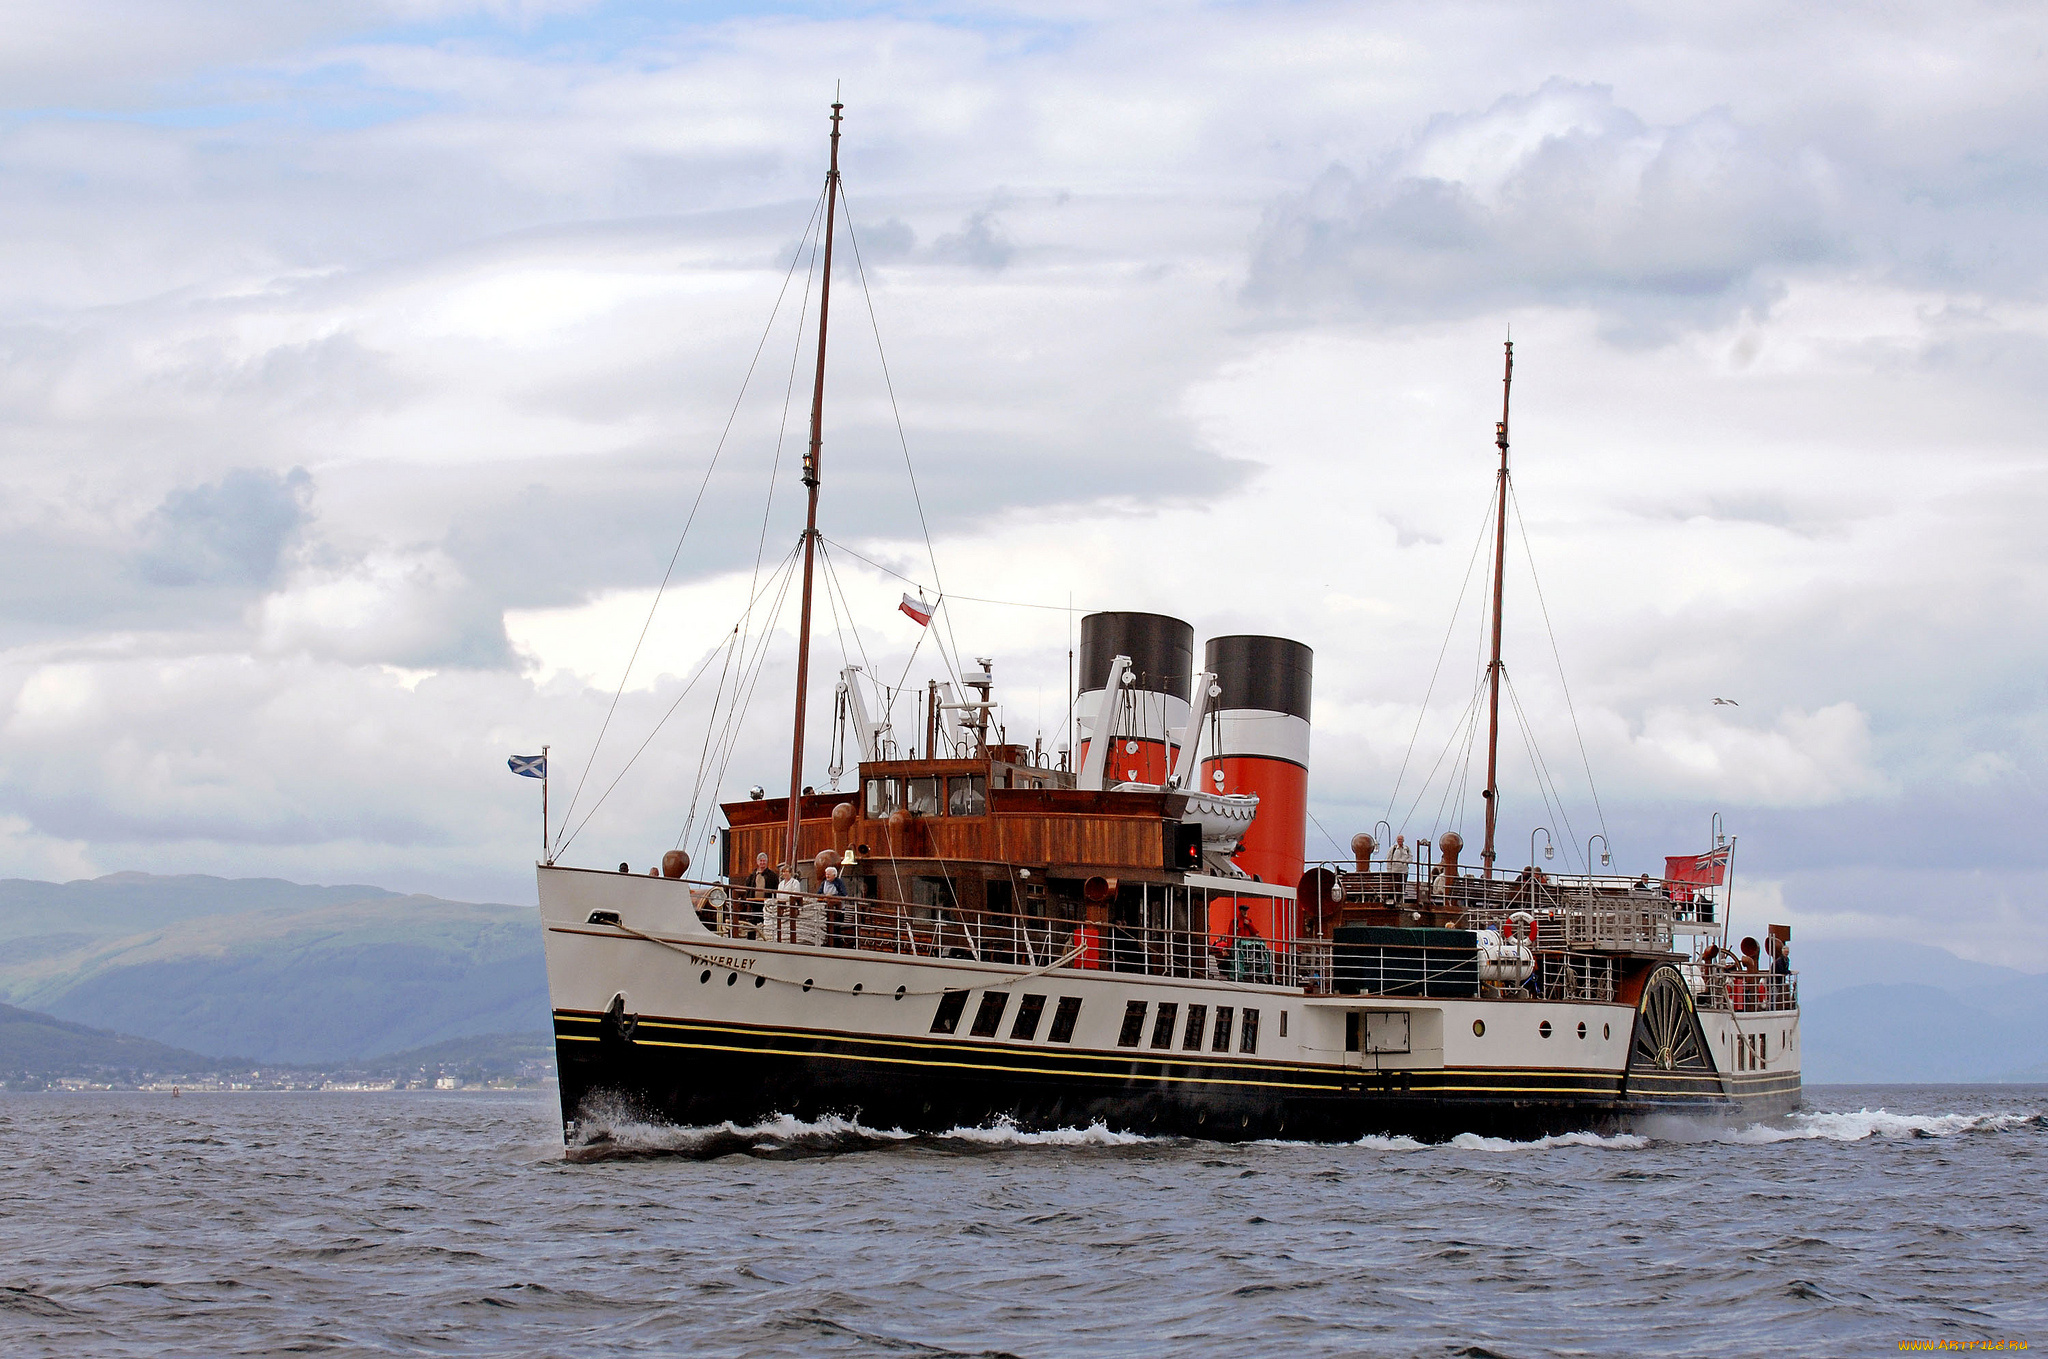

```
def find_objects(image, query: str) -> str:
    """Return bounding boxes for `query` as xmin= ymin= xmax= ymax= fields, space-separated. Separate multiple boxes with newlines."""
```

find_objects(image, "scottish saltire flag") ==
xmin=899 ymin=592 xmax=935 ymax=626
xmin=508 ymin=754 xmax=547 ymax=779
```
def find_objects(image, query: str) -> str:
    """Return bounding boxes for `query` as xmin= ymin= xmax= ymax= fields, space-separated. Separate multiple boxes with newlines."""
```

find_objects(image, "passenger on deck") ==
xmin=1390 ymin=835 xmax=1413 ymax=878
xmin=743 ymin=853 xmax=777 ymax=936
xmin=820 ymin=865 xmax=848 ymax=947
xmin=1765 ymin=935 xmax=1791 ymax=1008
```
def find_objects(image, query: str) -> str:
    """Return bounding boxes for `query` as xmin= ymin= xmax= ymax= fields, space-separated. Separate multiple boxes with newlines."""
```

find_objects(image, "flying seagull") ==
xmin=1713 ymin=697 xmax=1739 ymax=706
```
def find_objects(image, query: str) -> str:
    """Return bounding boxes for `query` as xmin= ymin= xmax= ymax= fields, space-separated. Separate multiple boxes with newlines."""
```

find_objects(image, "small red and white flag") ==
xmin=898 ymin=592 xmax=935 ymax=626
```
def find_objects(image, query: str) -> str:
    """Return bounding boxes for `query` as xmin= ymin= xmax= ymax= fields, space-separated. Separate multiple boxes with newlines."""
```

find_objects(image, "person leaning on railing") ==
xmin=820 ymin=865 xmax=848 ymax=948
xmin=741 ymin=853 xmax=778 ymax=938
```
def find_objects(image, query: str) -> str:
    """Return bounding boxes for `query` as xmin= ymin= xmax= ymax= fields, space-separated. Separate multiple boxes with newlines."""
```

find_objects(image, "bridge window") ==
xmin=1011 ymin=993 xmax=1045 ymax=1041
xmin=864 ymin=778 xmax=897 ymax=818
xmin=969 ymin=992 xmax=1009 ymax=1038
xmin=1182 ymin=1004 xmax=1208 ymax=1051
xmin=905 ymin=777 xmax=940 ymax=816
xmin=1117 ymin=1000 xmax=1149 ymax=1047
xmin=947 ymin=775 xmax=988 ymax=816
xmin=1212 ymin=1006 xmax=1235 ymax=1053
xmin=929 ymin=989 xmax=969 ymax=1035
xmin=1048 ymin=996 xmax=1082 ymax=1043
xmin=1150 ymin=1002 xmax=1179 ymax=1049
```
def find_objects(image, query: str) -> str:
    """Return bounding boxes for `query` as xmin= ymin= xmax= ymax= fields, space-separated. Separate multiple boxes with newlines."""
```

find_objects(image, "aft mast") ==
xmin=784 ymin=98 xmax=844 ymax=880
xmin=1481 ymin=338 xmax=1513 ymax=879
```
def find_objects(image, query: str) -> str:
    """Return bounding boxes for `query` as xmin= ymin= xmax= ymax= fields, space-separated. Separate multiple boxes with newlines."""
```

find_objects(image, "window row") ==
xmin=867 ymin=775 xmax=988 ymax=819
xmin=929 ymin=989 xmax=1079 ymax=1043
xmin=1115 ymin=999 xmax=1259 ymax=1054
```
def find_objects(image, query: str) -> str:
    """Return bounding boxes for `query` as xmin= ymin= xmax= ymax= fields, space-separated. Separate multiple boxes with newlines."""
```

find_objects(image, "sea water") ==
xmin=1 ymin=1085 xmax=2041 ymax=1357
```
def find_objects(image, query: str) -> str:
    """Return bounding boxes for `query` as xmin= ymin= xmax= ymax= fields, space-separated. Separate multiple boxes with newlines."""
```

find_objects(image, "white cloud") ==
xmin=1246 ymin=80 xmax=1843 ymax=336
xmin=0 ymin=0 xmax=2042 ymax=965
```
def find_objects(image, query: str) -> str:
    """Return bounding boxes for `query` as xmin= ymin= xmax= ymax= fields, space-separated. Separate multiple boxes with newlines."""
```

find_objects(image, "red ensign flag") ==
xmin=1663 ymin=847 xmax=1730 ymax=887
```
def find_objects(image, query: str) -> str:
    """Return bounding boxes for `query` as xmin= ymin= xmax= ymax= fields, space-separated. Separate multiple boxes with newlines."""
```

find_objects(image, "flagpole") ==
xmin=1481 ymin=337 xmax=1512 ymax=881
xmin=784 ymin=97 xmax=843 ymax=882
xmin=542 ymin=743 xmax=551 ymax=865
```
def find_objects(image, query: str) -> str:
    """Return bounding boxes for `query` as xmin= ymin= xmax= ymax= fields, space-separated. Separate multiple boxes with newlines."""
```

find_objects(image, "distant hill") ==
xmin=0 ymin=872 xmax=544 ymax=1065
xmin=0 ymin=871 xmax=400 ymax=944
xmin=359 ymin=1031 xmax=556 ymax=1080
xmin=5 ymin=872 xmax=2043 ymax=1082
xmin=0 ymin=1001 xmax=232 ymax=1077
xmin=1787 ymin=938 xmax=2048 ymax=1083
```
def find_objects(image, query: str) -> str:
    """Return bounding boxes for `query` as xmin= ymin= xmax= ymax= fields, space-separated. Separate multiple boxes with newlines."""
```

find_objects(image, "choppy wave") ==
xmin=937 ymin=1117 xmax=1154 ymax=1147
xmin=5 ymin=1088 xmax=2044 ymax=1355
xmin=568 ymin=1109 xmax=1160 ymax=1159
xmin=1447 ymin=1129 xmax=1651 ymax=1151
xmin=570 ymin=1106 xmax=2044 ymax=1160
xmin=569 ymin=1110 xmax=916 ymax=1160
xmin=1707 ymin=1108 xmax=2041 ymax=1144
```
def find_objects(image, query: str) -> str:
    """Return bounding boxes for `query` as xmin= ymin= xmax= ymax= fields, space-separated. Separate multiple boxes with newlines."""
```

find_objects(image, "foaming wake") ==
xmin=1447 ymin=1130 xmax=1650 ymax=1151
xmin=1705 ymin=1108 xmax=2041 ymax=1144
xmin=938 ymin=1117 xmax=1154 ymax=1147
xmin=569 ymin=1109 xmax=915 ymax=1160
xmin=566 ymin=1107 xmax=1164 ymax=1159
xmin=1257 ymin=1130 xmax=1646 ymax=1152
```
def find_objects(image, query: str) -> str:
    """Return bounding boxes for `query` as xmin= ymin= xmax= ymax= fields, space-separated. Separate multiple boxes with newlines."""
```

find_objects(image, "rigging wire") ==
xmin=673 ymin=625 xmax=744 ymax=852
xmin=1304 ymin=807 xmax=1349 ymax=863
xmin=550 ymin=184 xmax=828 ymax=853
xmin=837 ymin=187 xmax=963 ymax=676
xmin=681 ymin=542 xmax=805 ymax=866
xmin=1400 ymin=668 xmax=1485 ymax=838
xmin=555 ymin=546 xmax=800 ymax=858
xmin=819 ymin=537 xmax=1104 ymax=615
xmin=668 ymin=185 xmax=831 ymax=861
xmin=1381 ymin=490 xmax=1503 ymax=825
xmin=1504 ymin=669 xmax=1583 ymax=872
xmin=1507 ymin=482 xmax=1611 ymax=850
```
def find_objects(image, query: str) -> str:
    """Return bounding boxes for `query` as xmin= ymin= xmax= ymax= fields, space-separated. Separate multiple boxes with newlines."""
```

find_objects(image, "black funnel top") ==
xmin=1080 ymin=612 xmax=1193 ymax=701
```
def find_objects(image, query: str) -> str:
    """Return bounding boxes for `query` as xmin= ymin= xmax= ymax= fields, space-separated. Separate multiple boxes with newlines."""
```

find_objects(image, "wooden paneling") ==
xmin=728 ymin=811 xmax=1168 ymax=878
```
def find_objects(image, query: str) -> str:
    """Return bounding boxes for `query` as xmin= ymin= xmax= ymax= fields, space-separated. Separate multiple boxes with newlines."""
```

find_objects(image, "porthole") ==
xmin=1538 ymin=1021 xmax=1552 ymax=1039
xmin=895 ymin=985 xmax=907 ymax=1000
xmin=1472 ymin=1019 xmax=1486 ymax=1037
xmin=726 ymin=972 xmax=738 ymax=987
xmin=699 ymin=969 xmax=711 ymax=984
xmin=802 ymin=978 xmax=814 ymax=992
xmin=853 ymin=982 xmax=864 ymax=994
xmin=754 ymin=975 xmax=765 ymax=989
xmin=1603 ymin=1023 xmax=1611 ymax=1040
xmin=1577 ymin=1022 xmax=1587 ymax=1040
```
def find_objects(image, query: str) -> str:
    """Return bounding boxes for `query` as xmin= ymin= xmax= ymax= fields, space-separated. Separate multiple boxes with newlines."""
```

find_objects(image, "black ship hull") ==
xmin=552 ymin=1008 xmax=1802 ymax=1147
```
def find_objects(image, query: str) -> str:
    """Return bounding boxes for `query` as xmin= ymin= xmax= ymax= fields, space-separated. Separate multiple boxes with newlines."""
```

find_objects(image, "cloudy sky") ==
xmin=2 ymin=1 xmax=2043 ymax=965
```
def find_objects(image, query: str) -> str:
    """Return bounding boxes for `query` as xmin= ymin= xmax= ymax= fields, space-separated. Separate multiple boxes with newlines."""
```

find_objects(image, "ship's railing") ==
xmin=1311 ymin=862 xmax=1719 ymax=929
xmin=1461 ymin=900 xmax=1674 ymax=953
xmin=655 ymin=879 xmax=1641 ymax=1000
xmin=1699 ymin=971 xmax=1798 ymax=1014
xmin=1538 ymin=953 xmax=1618 ymax=1003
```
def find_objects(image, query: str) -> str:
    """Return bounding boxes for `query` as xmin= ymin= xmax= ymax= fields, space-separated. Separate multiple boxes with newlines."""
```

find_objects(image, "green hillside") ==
xmin=0 ymin=1001 xmax=231 ymax=1077
xmin=0 ymin=873 xmax=545 ymax=1065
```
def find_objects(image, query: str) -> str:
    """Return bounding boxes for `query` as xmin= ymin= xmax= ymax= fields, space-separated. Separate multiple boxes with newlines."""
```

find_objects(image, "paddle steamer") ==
xmin=536 ymin=104 xmax=1801 ymax=1144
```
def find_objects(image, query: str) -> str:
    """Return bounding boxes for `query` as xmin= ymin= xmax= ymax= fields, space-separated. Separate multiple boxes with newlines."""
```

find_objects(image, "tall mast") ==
xmin=784 ymin=99 xmax=843 ymax=880
xmin=1481 ymin=337 xmax=1513 ymax=880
